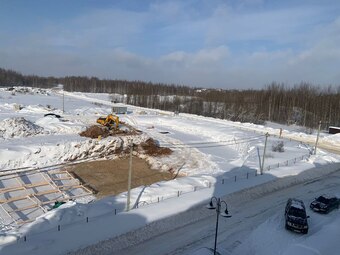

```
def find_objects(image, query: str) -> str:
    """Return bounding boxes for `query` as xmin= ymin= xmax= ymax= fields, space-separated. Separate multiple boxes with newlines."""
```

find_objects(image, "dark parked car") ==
xmin=310 ymin=195 xmax=339 ymax=214
xmin=285 ymin=198 xmax=309 ymax=234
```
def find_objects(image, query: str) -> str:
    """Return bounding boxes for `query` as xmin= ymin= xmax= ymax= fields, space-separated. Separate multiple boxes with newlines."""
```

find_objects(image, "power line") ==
xmin=161 ymin=134 xmax=263 ymax=146
xmin=162 ymin=135 xmax=264 ymax=149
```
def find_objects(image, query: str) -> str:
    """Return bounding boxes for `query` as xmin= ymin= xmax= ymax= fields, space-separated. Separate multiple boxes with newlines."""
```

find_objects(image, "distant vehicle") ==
xmin=285 ymin=198 xmax=309 ymax=234
xmin=310 ymin=195 xmax=339 ymax=214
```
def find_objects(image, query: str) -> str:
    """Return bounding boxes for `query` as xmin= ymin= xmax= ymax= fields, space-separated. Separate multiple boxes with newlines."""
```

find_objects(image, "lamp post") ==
xmin=207 ymin=197 xmax=231 ymax=255
xmin=126 ymin=141 xmax=133 ymax=211
xmin=314 ymin=120 xmax=321 ymax=155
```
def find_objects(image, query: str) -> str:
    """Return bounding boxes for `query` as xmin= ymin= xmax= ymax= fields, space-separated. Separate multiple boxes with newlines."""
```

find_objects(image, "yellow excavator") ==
xmin=96 ymin=114 xmax=119 ymax=130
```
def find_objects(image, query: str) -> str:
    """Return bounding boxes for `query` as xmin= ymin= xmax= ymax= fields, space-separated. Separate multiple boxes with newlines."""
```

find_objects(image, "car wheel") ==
xmin=303 ymin=229 xmax=308 ymax=234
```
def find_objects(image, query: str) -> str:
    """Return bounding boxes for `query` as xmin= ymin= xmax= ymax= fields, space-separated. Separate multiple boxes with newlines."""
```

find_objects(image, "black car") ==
xmin=285 ymin=198 xmax=309 ymax=234
xmin=310 ymin=195 xmax=339 ymax=214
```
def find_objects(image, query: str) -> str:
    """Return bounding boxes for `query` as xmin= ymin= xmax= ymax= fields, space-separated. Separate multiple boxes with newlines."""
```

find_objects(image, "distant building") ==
xmin=112 ymin=106 xmax=128 ymax=114
xmin=329 ymin=126 xmax=340 ymax=134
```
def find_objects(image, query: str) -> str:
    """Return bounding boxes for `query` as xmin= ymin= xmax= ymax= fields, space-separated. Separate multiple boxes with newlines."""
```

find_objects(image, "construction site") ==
xmin=0 ymin=112 xmax=174 ymax=227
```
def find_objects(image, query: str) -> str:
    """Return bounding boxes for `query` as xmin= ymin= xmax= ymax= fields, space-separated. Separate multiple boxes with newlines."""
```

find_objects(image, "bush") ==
xmin=272 ymin=141 xmax=284 ymax=152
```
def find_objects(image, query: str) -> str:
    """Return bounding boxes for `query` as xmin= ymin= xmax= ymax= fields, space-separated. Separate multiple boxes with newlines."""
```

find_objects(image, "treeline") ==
xmin=0 ymin=68 xmax=58 ymax=88
xmin=1 ymin=67 xmax=339 ymax=129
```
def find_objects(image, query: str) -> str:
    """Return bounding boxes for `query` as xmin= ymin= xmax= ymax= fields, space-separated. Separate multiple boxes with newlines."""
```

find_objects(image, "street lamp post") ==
xmin=127 ymin=141 xmax=134 ymax=211
xmin=314 ymin=120 xmax=322 ymax=155
xmin=207 ymin=197 xmax=232 ymax=255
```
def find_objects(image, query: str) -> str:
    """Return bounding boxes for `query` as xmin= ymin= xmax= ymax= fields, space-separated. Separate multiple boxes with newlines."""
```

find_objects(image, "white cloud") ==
xmin=0 ymin=1 xmax=340 ymax=88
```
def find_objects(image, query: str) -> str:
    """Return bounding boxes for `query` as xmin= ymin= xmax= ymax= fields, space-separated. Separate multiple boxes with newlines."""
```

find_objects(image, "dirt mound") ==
xmin=0 ymin=117 xmax=45 ymax=139
xmin=79 ymin=123 xmax=141 ymax=139
xmin=79 ymin=125 xmax=110 ymax=139
xmin=140 ymin=138 xmax=172 ymax=156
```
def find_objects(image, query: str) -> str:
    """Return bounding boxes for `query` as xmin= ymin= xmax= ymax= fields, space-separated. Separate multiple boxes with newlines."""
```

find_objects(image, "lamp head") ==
xmin=206 ymin=200 xmax=216 ymax=209
xmin=221 ymin=208 xmax=232 ymax=218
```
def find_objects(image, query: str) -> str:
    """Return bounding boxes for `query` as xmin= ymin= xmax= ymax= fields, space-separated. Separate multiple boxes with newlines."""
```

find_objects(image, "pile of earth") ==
xmin=79 ymin=125 xmax=110 ymax=139
xmin=79 ymin=125 xmax=172 ymax=156
xmin=139 ymin=138 xmax=172 ymax=156
xmin=79 ymin=123 xmax=139 ymax=139
xmin=0 ymin=117 xmax=46 ymax=139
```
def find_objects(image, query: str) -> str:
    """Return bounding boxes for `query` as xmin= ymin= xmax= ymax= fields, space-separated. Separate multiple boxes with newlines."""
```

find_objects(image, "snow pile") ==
xmin=0 ymin=133 xmax=182 ymax=172
xmin=322 ymin=133 xmax=340 ymax=146
xmin=35 ymin=116 xmax=85 ymax=134
xmin=0 ymin=134 xmax=149 ymax=169
xmin=0 ymin=117 xmax=46 ymax=139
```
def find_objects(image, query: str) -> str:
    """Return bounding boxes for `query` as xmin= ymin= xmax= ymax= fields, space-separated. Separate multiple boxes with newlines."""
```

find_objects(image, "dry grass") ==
xmin=67 ymin=157 xmax=174 ymax=199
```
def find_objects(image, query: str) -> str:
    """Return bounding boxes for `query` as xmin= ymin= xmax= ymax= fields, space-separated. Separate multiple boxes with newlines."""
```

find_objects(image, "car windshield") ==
xmin=288 ymin=207 xmax=306 ymax=218
xmin=317 ymin=196 xmax=330 ymax=204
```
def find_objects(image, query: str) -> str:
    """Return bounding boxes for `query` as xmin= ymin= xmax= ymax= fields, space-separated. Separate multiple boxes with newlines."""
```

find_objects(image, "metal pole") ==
xmin=261 ymin=133 xmax=269 ymax=175
xmin=127 ymin=142 xmax=133 ymax=211
xmin=62 ymin=90 xmax=65 ymax=113
xmin=213 ymin=198 xmax=220 ymax=255
xmin=314 ymin=121 xmax=321 ymax=155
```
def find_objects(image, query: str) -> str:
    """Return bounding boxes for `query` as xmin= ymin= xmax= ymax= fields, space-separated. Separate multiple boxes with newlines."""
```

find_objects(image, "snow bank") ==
xmin=35 ymin=116 xmax=85 ymax=134
xmin=0 ymin=117 xmax=46 ymax=139
xmin=0 ymin=134 xmax=149 ymax=170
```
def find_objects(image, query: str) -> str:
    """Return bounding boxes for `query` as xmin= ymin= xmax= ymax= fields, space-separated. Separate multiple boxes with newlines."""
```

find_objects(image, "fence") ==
xmin=264 ymin=153 xmax=311 ymax=171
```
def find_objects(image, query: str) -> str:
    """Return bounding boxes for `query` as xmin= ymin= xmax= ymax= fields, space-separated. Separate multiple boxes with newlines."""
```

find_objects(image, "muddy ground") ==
xmin=67 ymin=157 xmax=174 ymax=199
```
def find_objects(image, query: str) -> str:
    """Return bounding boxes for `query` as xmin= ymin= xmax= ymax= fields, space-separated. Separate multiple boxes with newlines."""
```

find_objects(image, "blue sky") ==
xmin=1 ymin=0 xmax=340 ymax=89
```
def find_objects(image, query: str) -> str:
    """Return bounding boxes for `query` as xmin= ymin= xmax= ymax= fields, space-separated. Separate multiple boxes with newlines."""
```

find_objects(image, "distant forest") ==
xmin=1 ymin=67 xmax=340 ymax=129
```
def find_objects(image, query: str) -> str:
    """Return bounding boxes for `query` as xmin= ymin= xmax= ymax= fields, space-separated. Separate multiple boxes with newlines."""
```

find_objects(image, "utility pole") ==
xmin=314 ymin=121 xmax=322 ymax=155
xmin=127 ymin=141 xmax=133 ymax=211
xmin=268 ymin=97 xmax=272 ymax=121
xmin=261 ymin=133 xmax=269 ymax=175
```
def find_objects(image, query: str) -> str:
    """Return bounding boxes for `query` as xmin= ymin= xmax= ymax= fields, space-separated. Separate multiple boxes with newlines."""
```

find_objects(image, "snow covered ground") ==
xmin=0 ymin=86 xmax=340 ymax=255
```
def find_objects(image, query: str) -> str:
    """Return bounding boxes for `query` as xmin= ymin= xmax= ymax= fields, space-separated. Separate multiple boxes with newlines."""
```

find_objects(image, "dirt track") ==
xmin=67 ymin=157 xmax=174 ymax=198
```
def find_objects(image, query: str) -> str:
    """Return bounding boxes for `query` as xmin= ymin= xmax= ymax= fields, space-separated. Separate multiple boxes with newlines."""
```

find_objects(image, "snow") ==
xmin=0 ymin=117 xmax=46 ymax=139
xmin=289 ymin=198 xmax=305 ymax=210
xmin=233 ymin=206 xmax=340 ymax=255
xmin=0 ymin=86 xmax=340 ymax=255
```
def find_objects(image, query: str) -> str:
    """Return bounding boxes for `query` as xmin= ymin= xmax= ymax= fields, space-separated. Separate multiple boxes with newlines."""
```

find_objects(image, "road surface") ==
xmin=72 ymin=167 xmax=340 ymax=255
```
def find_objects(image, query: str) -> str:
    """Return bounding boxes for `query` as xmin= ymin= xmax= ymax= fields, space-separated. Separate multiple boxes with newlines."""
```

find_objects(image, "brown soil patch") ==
xmin=79 ymin=125 xmax=110 ymax=139
xmin=139 ymin=138 xmax=172 ymax=156
xmin=67 ymin=157 xmax=174 ymax=199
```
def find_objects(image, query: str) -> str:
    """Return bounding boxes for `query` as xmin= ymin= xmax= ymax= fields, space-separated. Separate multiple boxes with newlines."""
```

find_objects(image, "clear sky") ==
xmin=1 ymin=0 xmax=340 ymax=89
